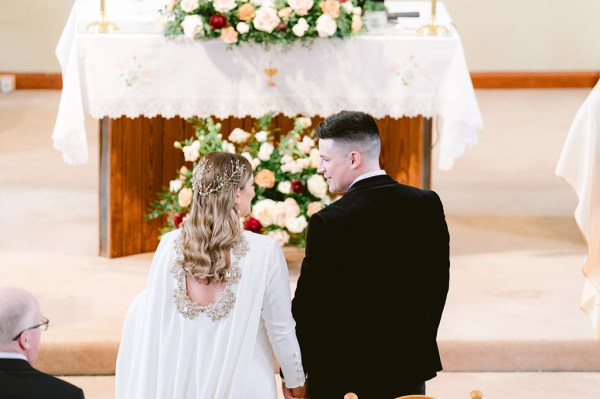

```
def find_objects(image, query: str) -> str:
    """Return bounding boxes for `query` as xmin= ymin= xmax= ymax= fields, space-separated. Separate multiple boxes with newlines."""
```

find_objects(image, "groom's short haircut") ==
xmin=316 ymin=111 xmax=381 ymax=161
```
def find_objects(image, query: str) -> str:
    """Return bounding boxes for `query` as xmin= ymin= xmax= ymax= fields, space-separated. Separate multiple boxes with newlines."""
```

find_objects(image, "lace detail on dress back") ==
xmin=171 ymin=234 xmax=249 ymax=321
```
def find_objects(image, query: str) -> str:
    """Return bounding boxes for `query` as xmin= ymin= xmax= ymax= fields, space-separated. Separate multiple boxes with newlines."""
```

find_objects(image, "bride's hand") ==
xmin=291 ymin=383 xmax=307 ymax=398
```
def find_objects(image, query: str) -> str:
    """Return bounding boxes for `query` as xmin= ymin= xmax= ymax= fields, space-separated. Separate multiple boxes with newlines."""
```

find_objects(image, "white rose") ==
xmin=287 ymin=0 xmax=313 ymax=16
xmin=253 ymin=6 xmax=281 ymax=33
xmin=241 ymin=152 xmax=260 ymax=170
xmin=255 ymin=130 xmax=268 ymax=142
xmin=213 ymin=0 xmax=237 ymax=12
xmin=307 ymin=174 xmax=328 ymax=199
xmin=169 ymin=179 xmax=183 ymax=192
xmin=342 ymin=1 xmax=353 ymax=14
xmin=353 ymin=6 xmax=362 ymax=15
xmin=280 ymin=160 xmax=303 ymax=174
xmin=277 ymin=181 xmax=292 ymax=194
xmin=282 ymin=197 xmax=301 ymax=219
xmin=181 ymin=15 xmax=204 ymax=39
xmin=252 ymin=199 xmax=277 ymax=226
xmin=280 ymin=154 xmax=293 ymax=164
xmin=296 ymin=116 xmax=312 ymax=129
xmin=268 ymin=230 xmax=290 ymax=247
xmin=258 ymin=142 xmax=275 ymax=161
xmin=182 ymin=140 xmax=200 ymax=162
xmin=309 ymin=148 xmax=320 ymax=168
xmin=180 ymin=0 xmax=200 ymax=12
xmin=316 ymin=14 xmax=337 ymax=37
xmin=271 ymin=198 xmax=301 ymax=228
xmin=236 ymin=21 xmax=250 ymax=34
xmin=296 ymin=157 xmax=311 ymax=169
xmin=292 ymin=18 xmax=309 ymax=37
xmin=221 ymin=140 xmax=236 ymax=153
xmin=285 ymin=215 xmax=308 ymax=234
xmin=229 ymin=127 xmax=251 ymax=143
xmin=250 ymin=0 xmax=262 ymax=5
xmin=297 ymin=135 xmax=315 ymax=154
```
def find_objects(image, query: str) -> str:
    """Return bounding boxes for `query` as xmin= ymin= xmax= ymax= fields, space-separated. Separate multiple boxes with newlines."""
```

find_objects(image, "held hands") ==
xmin=282 ymin=380 xmax=308 ymax=399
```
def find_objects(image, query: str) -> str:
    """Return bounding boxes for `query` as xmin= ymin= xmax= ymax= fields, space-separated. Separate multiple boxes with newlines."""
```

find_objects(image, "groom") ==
xmin=288 ymin=111 xmax=450 ymax=398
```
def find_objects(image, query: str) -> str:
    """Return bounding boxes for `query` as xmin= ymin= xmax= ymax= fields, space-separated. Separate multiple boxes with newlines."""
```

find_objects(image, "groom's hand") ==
xmin=281 ymin=381 xmax=294 ymax=399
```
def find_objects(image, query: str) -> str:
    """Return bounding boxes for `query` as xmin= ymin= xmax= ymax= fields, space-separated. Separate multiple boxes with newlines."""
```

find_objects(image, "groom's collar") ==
xmin=347 ymin=173 xmax=394 ymax=194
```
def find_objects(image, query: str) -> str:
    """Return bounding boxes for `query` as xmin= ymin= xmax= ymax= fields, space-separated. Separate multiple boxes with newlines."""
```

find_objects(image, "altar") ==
xmin=53 ymin=0 xmax=482 ymax=257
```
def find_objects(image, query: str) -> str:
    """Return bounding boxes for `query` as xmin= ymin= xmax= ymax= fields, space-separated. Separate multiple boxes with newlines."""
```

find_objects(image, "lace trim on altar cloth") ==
xmin=88 ymin=97 xmax=444 ymax=120
xmin=171 ymin=234 xmax=249 ymax=321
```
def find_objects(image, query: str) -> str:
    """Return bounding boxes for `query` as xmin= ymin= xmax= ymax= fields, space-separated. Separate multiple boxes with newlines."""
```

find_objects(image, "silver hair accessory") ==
xmin=192 ymin=157 xmax=247 ymax=198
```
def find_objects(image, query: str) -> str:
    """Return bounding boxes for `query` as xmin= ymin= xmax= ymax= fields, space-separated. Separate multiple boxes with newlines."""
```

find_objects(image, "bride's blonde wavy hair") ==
xmin=178 ymin=152 xmax=252 ymax=283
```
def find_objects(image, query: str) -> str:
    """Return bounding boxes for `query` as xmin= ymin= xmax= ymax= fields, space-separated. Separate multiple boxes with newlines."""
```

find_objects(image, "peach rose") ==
xmin=179 ymin=166 xmax=189 ymax=180
xmin=238 ymin=3 xmax=256 ymax=21
xmin=307 ymin=201 xmax=323 ymax=216
xmin=320 ymin=0 xmax=340 ymax=18
xmin=178 ymin=187 xmax=193 ymax=208
xmin=220 ymin=26 xmax=239 ymax=44
xmin=351 ymin=14 xmax=362 ymax=32
xmin=278 ymin=7 xmax=293 ymax=19
xmin=255 ymin=169 xmax=276 ymax=188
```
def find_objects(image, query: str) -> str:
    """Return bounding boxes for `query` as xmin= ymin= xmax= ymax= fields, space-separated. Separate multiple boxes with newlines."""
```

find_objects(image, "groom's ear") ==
xmin=349 ymin=151 xmax=361 ymax=168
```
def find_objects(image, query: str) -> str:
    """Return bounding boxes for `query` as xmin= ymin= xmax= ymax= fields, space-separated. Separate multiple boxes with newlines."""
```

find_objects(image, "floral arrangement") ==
xmin=146 ymin=114 xmax=333 ymax=247
xmin=161 ymin=0 xmax=364 ymax=46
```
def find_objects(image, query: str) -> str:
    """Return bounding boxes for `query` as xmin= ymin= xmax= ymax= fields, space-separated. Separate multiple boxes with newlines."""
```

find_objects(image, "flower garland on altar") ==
xmin=146 ymin=114 xmax=334 ymax=247
xmin=162 ymin=0 xmax=364 ymax=46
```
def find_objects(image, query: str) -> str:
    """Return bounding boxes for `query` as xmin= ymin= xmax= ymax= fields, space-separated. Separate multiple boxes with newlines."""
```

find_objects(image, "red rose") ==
xmin=174 ymin=212 xmax=186 ymax=229
xmin=209 ymin=14 xmax=228 ymax=29
xmin=244 ymin=217 xmax=263 ymax=234
xmin=291 ymin=180 xmax=305 ymax=194
xmin=276 ymin=22 xmax=288 ymax=32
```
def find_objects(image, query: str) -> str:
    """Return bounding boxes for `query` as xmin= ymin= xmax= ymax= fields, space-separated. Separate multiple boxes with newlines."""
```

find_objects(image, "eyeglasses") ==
xmin=12 ymin=317 xmax=49 ymax=341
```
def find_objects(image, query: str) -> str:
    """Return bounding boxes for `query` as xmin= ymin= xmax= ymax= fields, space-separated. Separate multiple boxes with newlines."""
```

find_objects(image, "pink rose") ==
xmin=287 ymin=0 xmax=314 ymax=16
xmin=253 ymin=6 xmax=281 ymax=33
xmin=220 ymin=26 xmax=239 ymax=44
xmin=180 ymin=0 xmax=199 ymax=12
xmin=213 ymin=0 xmax=237 ymax=12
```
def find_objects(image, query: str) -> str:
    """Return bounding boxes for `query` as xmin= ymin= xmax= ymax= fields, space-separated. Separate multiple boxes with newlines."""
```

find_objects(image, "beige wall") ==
xmin=1 ymin=0 xmax=599 ymax=73
xmin=444 ymin=0 xmax=600 ymax=71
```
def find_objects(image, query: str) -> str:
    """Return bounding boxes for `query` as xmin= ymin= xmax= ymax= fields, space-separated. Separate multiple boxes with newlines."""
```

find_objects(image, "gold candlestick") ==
xmin=88 ymin=0 xmax=118 ymax=33
xmin=417 ymin=0 xmax=449 ymax=36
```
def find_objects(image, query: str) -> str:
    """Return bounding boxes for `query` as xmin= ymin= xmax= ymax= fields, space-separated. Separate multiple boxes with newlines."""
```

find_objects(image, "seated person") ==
xmin=0 ymin=286 xmax=85 ymax=399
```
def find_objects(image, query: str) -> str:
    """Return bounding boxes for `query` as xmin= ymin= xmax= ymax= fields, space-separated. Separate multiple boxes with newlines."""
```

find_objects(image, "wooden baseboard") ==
xmin=4 ymin=71 xmax=599 ymax=90
xmin=471 ymin=71 xmax=600 ymax=89
xmin=0 ymin=73 xmax=63 ymax=90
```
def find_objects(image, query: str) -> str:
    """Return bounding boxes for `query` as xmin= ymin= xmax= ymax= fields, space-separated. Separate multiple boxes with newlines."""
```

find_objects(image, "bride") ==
xmin=115 ymin=152 xmax=306 ymax=398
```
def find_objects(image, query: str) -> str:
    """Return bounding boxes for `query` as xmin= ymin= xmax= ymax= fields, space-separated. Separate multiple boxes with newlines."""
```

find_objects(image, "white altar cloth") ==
xmin=53 ymin=0 xmax=482 ymax=169
xmin=556 ymin=79 xmax=600 ymax=339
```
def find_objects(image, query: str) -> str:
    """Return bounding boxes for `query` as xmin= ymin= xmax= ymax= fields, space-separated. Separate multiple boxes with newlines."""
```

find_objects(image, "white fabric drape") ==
xmin=556 ymin=79 xmax=600 ymax=339
xmin=53 ymin=1 xmax=482 ymax=170
xmin=115 ymin=230 xmax=305 ymax=398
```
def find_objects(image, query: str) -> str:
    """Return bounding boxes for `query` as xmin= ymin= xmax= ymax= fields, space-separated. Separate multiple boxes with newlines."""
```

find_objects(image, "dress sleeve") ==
xmin=261 ymin=240 xmax=306 ymax=389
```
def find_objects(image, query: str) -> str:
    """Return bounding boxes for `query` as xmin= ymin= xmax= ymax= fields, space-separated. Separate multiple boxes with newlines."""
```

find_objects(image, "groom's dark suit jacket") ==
xmin=0 ymin=358 xmax=84 ymax=399
xmin=292 ymin=175 xmax=450 ymax=399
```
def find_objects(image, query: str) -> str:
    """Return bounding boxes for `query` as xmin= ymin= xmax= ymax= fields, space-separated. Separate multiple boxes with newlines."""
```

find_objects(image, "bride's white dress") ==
xmin=115 ymin=230 xmax=305 ymax=399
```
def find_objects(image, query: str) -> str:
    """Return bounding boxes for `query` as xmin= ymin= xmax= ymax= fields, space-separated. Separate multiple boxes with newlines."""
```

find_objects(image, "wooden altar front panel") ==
xmin=100 ymin=115 xmax=430 ymax=258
